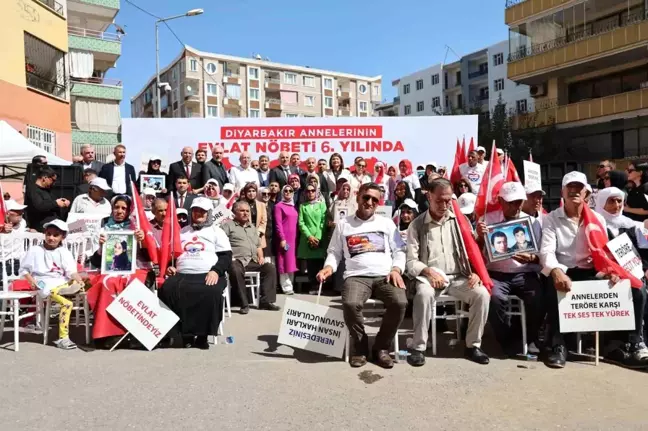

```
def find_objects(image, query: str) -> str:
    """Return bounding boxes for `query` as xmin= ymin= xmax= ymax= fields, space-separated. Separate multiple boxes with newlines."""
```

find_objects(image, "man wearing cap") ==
xmin=202 ymin=145 xmax=230 ymax=191
xmin=476 ymin=146 xmax=488 ymax=167
xmin=99 ymin=144 xmax=137 ymax=196
xmin=0 ymin=200 xmax=29 ymax=283
xmin=459 ymin=150 xmax=487 ymax=194
xmin=406 ymin=178 xmax=491 ymax=366
xmin=169 ymin=147 xmax=203 ymax=193
xmin=457 ymin=192 xmax=477 ymax=227
xmin=229 ymin=151 xmax=260 ymax=194
xmin=476 ymin=182 xmax=543 ymax=357
xmin=26 ymin=167 xmax=69 ymax=232
xmin=522 ymin=184 xmax=546 ymax=226
xmin=69 ymin=177 xmax=112 ymax=215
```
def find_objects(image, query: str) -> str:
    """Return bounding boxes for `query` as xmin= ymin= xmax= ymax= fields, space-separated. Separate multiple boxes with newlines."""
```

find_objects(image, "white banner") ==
xmin=106 ymin=279 xmax=179 ymax=351
xmin=122 ymin=117 xmax=478 ymax=171
xmin=523 ymin=160 xmax=541 ymax=189
xmin=66 ymin=213 xmax=107 ymax=253
xmin=277 ymin=298 xmax=348 ymax=358
xmin=211 ymin=203 xmax=233 ymax=226
xmin=375 ymin=205 xmax=392 ymax=219
xmin=607 ymin=233 xmax=644 ymax=280
xmin=557 ymin=280 xmax=635 ymax=333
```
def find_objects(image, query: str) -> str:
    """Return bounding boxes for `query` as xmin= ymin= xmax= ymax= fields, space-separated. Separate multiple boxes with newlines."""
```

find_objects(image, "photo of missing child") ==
xmin=485 ymin=217 xmax=538 ymax=263
xmin=101 ymin=232 xmax=136 ymax=275
xmin=345 ymin=232 xmax=386 ymax=257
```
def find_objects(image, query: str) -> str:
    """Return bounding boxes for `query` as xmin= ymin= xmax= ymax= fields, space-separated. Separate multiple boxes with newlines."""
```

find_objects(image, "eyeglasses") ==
xmin=306 ymin=189 xmax=316 ymax=193
xmin=361 ymin=195 xmax=380 ymax=204
xmin=459 ymin=183 xmax=469 ymax=188
xmin=284 ymin=189 xmax=294 ymax=194
xmin=627 ymin=168 xmax=636 ymax=173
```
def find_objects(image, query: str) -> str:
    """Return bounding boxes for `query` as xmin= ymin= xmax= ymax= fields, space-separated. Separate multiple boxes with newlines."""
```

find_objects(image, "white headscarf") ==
xmin=594 ymin=187 xmax=640 ymax=237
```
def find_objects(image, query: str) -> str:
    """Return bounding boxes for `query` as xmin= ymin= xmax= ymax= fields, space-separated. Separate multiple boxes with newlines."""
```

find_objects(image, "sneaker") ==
xmin=528 ymin=342 xmax=540 ymax=355
xmin=546 ymin=344 xmax=566 ymax=369
xmin=54 ymin=338 xmax=77 ymax=350
xmin=630 ymin=342 xmax=648 ymax=366
xmin=605 ymin=342 xmax=648 ymax=369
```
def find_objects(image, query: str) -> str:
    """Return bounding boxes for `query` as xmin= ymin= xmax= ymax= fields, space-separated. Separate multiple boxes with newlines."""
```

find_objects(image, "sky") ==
xmin=112 ymin=0 xmax=509 ymax=117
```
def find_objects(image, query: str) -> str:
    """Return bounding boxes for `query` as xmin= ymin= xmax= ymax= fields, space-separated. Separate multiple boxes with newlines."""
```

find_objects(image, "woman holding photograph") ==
xmin=137 ymin=156 xmax=167 ymax=194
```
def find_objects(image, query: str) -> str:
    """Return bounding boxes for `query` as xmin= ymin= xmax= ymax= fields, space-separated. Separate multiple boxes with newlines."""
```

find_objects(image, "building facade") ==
xmin=394 ymin=40 xmax=533 ymax=117
xmin=506 ymin=0 xmax=648 ymax=160
xmin=131 ymin=46 xmax=382 ymax=119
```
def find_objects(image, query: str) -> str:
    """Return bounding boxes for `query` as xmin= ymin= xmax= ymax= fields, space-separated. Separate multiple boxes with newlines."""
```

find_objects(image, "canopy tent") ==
xmin=0 ymin=120 xmax=70 ymax=180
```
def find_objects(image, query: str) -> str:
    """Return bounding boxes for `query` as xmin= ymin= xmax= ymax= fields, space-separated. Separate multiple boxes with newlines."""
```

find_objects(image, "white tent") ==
xmin=0 ymin=120 xmax=71 ymax=167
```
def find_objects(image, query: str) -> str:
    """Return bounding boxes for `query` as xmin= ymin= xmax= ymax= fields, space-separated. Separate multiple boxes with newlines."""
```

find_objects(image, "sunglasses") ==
xmin=261 ymin=193 xmax=269 ymax=196
xmin=459 ymin=183 xmax=469 ymax=188
xmin=361 ymin=195 xmax=380 ymax=204
xmin=306 ymin=189 xmax=316 ymax=193
xmin=284 ymin=189 xmax=294 ymax=193
xmin=627 ymin=168 xmax=636 ymax=173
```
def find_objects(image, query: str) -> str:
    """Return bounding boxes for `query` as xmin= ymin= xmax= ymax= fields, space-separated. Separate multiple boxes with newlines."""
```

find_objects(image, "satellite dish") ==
xmin=255 ymin=54 xmax=262 ymax=60
xmin=186 ymin=85 xmax=193 ymax=93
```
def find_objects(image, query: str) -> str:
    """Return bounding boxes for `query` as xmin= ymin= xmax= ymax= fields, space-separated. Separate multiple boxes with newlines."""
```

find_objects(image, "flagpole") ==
xmin=482 ymin=140 xmax=496 ymax=221
xmin=131 ymin=181 xmax=143 ymax=247
xmin=171 ymin=192 xmax=176 ymax=268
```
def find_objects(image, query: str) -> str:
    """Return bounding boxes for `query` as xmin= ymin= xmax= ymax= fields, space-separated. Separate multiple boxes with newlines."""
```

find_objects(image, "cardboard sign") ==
xmin=523 ymin=160 xmax=541 ymax=190
xmin=211 ymin=203 xmax=233 ymax=226
xmin=277 ymin=298 xmax=348 ymax=358
xmin=67 ymin=219 xmax=87 ymax=234
xmin=106 ymin=279 xmax=179 ymax=351
xmin=557 ymin=280 xmax=635 ymax=333
xmin=334 ymin=206 xmax=349 ymax=223
xmin=607 ymin=233 xmax=644 ymax=280
xmin=66 ymin=213 xmax=106 ymax=253
xmin=375 ymin=206 xmax=392 ymax=219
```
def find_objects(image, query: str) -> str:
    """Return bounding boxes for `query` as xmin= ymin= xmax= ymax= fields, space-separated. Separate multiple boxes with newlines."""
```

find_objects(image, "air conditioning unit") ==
xmin=530 ymin=84 xmax=546 ymax=97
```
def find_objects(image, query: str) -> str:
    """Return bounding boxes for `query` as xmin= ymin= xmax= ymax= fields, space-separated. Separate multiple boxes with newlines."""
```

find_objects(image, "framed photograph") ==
xmin=334 ymin=206 xmax=349 ymax=223
xmin=484 ymin=217 xmax=538 ymax=263
xmin=101 ymin=230 xmax=137 ymax=275
xmin=140 ymin=174 xmax=165 ymax=192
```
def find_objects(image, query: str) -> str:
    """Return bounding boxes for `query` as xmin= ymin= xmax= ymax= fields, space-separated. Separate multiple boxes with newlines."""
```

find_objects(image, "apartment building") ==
xmin=130 ymin=46 xmax=382 ymax=119
xmin=506 ymin=0 xmax=648 ymax=160
xmin=67 ymin=0 xmax=122 ymax=162
xmin=394 ymin=40 xmax=533 ymax=116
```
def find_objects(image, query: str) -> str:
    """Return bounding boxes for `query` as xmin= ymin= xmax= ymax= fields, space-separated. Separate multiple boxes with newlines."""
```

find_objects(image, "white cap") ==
xmin=89 ymin=177 xmax=111 ymax=191
xmin=204 ymin=178 xmax=220 ymax=187
xmin=498 ymin=182 xmax=527 ymax=202
xmin=426 ymin=161 xmax=438 ymax=169
xmin=222 ymin=184 xmax=235 ymax=192
xmin=585 ymin=184 xmax=592 ymax=193
xmin=259 ymin=187 xmax=269 ymax=194
xmin=524 ymin=183 xmax=546 ymax=195
xmin=5 ymin=199 xmax=27 ymax=211
xmin=476 ymin=146 xmax=486 ymax=153
xmin=176 ymin=208 xmax=188 ymax=216
xmin=191 ymin=197 xmax=213 ymax=211
xmin=457 ymin=193 xmax=476 ymax=214
xmin=398 ymin=198 xmax=418 ymax=212
xmin=143 ymin=188 xmax=157 ymax=197
xmin=496 ymin=148 xmax=504 ymax=155
xmin=43 ymin=219 xmax=68 ymax=232
xmin=562 ymin=171 xmax=588 ymax=188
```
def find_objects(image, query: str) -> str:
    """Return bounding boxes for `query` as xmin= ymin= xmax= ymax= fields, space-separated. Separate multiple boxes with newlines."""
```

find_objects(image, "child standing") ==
xmin=20 ymin=219 xmax=83 ymax=350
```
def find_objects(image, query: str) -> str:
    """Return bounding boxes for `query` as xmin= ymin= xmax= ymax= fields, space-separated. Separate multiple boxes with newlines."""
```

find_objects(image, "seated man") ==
xmin=0 ymin=200 xmax=30 ymax=284
xmin=317 ymin=183 xmax=407 ymax=369
xmin=476 ymin=182 xmax=543 ymax=357
xmin=221 ymin=201 xmax=280 ymax=314
xmin=406 ymin=178 xmax=490 ymax=366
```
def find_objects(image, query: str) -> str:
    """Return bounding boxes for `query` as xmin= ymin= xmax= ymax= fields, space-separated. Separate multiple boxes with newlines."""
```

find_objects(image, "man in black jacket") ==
xmin=169 ymin=146 xmax=203 ymax=192
xmin=268 ymin=151 xmax=292 ymax=189
xmin=202 ymin=145 xmax=229 ymax=189
xmin=26 ymin=167 xmax=69 ymax=231
xmin=99 ymin=144 xmax=137 ymax=195
xmin=173 ymin=175 xmax=196 ymax=211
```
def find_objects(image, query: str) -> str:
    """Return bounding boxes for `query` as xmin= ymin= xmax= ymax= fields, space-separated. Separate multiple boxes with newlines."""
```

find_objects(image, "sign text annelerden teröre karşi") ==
xmin=196 ymin=125 xmax=405 ymax=155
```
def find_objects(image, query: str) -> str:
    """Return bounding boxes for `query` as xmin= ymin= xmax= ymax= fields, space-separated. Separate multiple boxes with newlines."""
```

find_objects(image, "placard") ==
xmin=557 ymin=280 xmax=635 ymax=333
xmin=67 ymin=219 xmax=88 ymax=234
xmin=101 ymin=230 xmax=137 ymax=275
xmin=66 ymin=213 xmax=106 ymax=253
xmin=375 ymin=206 xmax=392 ymax=219
xmin=334 ymin=206 xmax=349 ymax=223
xmin=607 ymin=233 xmax=644 ymax=280
xmin=484 ymin=217 xmax=538 ymax=263
xmin=277 ymin=298 xmax=348 ymax=358
xmin=523 ymin=160 xmax=541 ymax=189
xmin=211 ymin=203 xmax=233 ymax=226
xmin=106 ymin=279 xmax=179 ymax=351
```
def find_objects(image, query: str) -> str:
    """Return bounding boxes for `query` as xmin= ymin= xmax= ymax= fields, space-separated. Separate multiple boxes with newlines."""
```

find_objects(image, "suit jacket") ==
xmin=74 ymin=160 xmax=104 ymax=173
xmin=257 ymin=170 xmax=270 ymax=187
xmin=269 ymin=166 xmax=292 ymax=188
xmin=99 ymin=162 xmax=137 ymax=195
xmin=169 ymin=160 xmax=203 ymax=191
xmin=252 ymin=200 xmax=268 ymax=249
xmin=174 ymin=192 xmax=195 ymax=211
xmin=202 ymin=159 xmax=229 ymax=190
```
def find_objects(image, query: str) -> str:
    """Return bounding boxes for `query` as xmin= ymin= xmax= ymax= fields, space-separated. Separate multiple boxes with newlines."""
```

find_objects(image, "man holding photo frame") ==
xmin=477 ymin=182 xmax=543 ymax=358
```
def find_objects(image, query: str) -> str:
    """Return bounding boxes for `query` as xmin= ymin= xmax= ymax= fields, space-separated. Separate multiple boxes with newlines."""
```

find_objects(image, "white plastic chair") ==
xmin=223 ymin=278 xmax=232 ymax=318
xmin=343 ymin=298 xmax=401 ymax=363
xmin=430 ymin=294 xmax=469 ymax=356
xmin=245 ymin=271 xmax=261 ymax=307
xmin=505 ymin=294 xmax=528 ymax=355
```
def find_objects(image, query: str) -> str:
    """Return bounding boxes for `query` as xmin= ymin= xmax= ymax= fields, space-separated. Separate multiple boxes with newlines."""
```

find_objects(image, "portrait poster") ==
xmin=484 ymin=217 xmax=538 ymax=263
xmin=101 ymin=230 xmax=137 ymax=275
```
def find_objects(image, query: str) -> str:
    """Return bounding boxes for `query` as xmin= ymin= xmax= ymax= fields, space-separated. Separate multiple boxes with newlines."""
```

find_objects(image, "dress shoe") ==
xmin=465 ymin=347 xmax=490 ymax=364
xmin=239 ymin=306 xmax=250 ymax=315
xmin=546 ymin=344 xmax=567 ymax=369
xmin=373 ymin=349 xmax=394 ymax=369
xmin=259 ymin=303 xmax=281 ymax=311
xmin=407 ymin=349 xmax=426 ymax=367
xmin=193 ymin=336 xmax=209 ymax=350
xmin=350 ymin=355 xmax=367 ymax=368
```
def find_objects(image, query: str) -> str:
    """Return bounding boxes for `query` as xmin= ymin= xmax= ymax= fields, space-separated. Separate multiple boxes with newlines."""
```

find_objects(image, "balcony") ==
xmin=68 ymin=26 xmax=122 ymax=57
xmin=71 ymin=122 xmax=120 ymax=151
xmin=24 ymin=33 xmax=67 ymax=101
xmin=26 ymin=72 xmax=67 ymax=100
xmin=265 ymin=98 xmax=282 ymax=110
xmin=468 ymin=69 xmax=488 ymax=80
xmin=505 ymin=0 xmax=572 ymax=25
xmin=38 ymin=0 xmax=65 ymax=18
xmin=70 ymin=77 xmax=122 ymax=100
xmin=71 ymin=0 xmax=120 ymax=9
xmin=337 ymin=88 xmax=351 ymax=99
xmin=338 ymin=107 xmax=351 ymax=116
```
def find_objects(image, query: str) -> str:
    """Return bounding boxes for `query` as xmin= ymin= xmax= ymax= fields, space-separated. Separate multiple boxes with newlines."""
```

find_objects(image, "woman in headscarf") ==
xmin=137 ymin=156 xmax=168 ymax=194
xmin=298 ymin=181 xmax=327 ymax=294
xmin=392 ymin=180 xmax=413 ymax=216
xmin=288 ymin=174 xmax=302 ymax=208
xmin=159 ymin=197 xmax=232 ymax=349
xmin=373 ymin=161 xmax=390 ymax=193
xmin=594 ymin=186 xmax=648 ymax=367
xmin=258 ymin=187 xmax=275 ymax=264
xmin=274 ymin=185 xmax=298 ymax=295
xmin=305 ymin=173 xmax=329 ymax=207
xmin=625 ymin=161 xmax=648 ymax=222
xmin=322 ymin=152 xmax=350 ymax=194
xmin=603 ymin=170 xmax=629 ymax=190
xmin=110 ymin=239 xmax=131 ymax=271
xmin=203 ymin=179 xmax=227 ymax=207
xmin=387 ymin=165 xmax=398 ymax=203
xmin=393 ymin=199 xmax=419 ymax=244
xmin=397 ymin=159 xmax=421 ymax=202
xmin=240 ymin=182 xmax=268 ymax=250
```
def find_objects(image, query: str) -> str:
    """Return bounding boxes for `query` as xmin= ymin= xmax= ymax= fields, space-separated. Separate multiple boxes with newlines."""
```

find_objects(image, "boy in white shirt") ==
xmin=20 ymin=219 xmax=84 ymax=350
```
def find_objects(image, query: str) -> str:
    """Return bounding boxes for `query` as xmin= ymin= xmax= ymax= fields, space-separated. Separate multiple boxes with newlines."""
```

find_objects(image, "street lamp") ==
xmin=155 ymin=9 xmax=204 ymax=118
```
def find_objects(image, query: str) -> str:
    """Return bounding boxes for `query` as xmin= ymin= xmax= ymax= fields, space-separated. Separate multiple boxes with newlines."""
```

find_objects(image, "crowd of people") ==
xmin=4 ymin=144 xmax=648 ymax=373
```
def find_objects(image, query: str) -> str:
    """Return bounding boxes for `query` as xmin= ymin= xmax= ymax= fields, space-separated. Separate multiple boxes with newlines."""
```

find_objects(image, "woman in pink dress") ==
xmin=274 ymin=185 xmax=298 ymax=295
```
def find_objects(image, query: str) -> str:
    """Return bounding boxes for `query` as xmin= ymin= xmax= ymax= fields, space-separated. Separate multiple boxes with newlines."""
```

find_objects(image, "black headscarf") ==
xmin=393 ymin=180 xmax=413 ymax=215
xmin=607 ymin=170 xmax=628 ymax=190
xmin=111 ymin=240 xmax=131 ymax=271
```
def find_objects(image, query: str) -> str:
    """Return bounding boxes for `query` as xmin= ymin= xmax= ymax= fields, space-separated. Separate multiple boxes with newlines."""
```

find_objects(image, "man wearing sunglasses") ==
xmin=596 ymin=160 xmax=615 ymax=189
xmin=317 ymin=183 xmax=407 ymax=369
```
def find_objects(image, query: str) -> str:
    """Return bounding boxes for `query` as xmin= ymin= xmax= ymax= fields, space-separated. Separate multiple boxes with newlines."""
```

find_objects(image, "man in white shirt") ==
xmin=98 ymin=144 xmax=137 ymax=195
xmin=476 ymin=146 xmax=488 ymax=167
xmin=406 ymin=178 xmax=490 ymax=366
xmin=69 ymin=177 xmax=112 ymax=215
xmin=459 ymin=150 xmax=487 ymax=194
xmin=317 ymin=183 xmax=407 ymax=369
xmin=521 ymin=183 xmax=546 ymax=226
xmin=476 ymin=182 xmax=543 ymax=357
xmin=229 ymin=151 xmax=260 ymax=193
xmin=0 ymin=200 xmax=29 ymax=284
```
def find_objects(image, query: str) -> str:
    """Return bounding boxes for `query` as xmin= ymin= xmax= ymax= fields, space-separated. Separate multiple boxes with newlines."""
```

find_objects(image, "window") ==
xmin=324 ymin=78 xmax=333 ymax=89
xmin=416 ymin=101 xmax=424 ymax=112
xmin=359 ymin=84 xmax=367 ymax=94
xmin=207 ymin=105 xmax=218 ymax=117
xmin=249 ymin=88 xmax=259 ymax=100
xmin=305 ymin=95 xmax=315 ymax=107
xmin=285 ymin=113 xmax=299 ymax=118
xmin=456 ymin=71 xmax=461 ymax=86
xmin=373 ymin=85 xmax=379 ymax=96
xmin=250 ymin=109 xmax=260 ymax=118
xmin=187 ymin=107 xmax=193 ymax=117
xmin=493 ymin=53 xmax=504 ymax=66
xmin=284 ymin=72 xmax=297 ymax=85
xmin=416 ymin=79 xmax=423 ymax=90
xmin=359 ymin=101 xmax=368 ymax=112
xmin=206 ymin=63 xmax=217 ymax=74
xmin=494 ymin=78 xmax=505 ymax=91
xmin=249 ymin=68 xmax=259 ymax=79
xmin=516 ymin=99 xmax=528 ymax=113
xmin=190 ymin=59 xmax=198 ymax=72
xmin=432 ymin=74 xmax=439 ymax=85
xmin=404 ymin=105 xmax=411 ymax=115
xmin=173 ymin=88 xmax=179 ymax=103
xmin=171 ymin=68 xmax=177 ymax=82
xmin=206 ymin=83 xmax=217 ymax=96
xmin=281 ymin=90 xmax=298 ymax=104
xmin=324 ymin=96 xmax=333 ymax=108
xmin=27 ymin=125 xmax=56 ymax=153
xmin=303 ymin=76 xmax=315 ymax=87
xmin=432 ymin=96 xmax=440 ymax=108
xmin=457 ymin=94 xmax=463 ymax=108
xmin=225 ymin=84 xmax=241 ymax=99
xmin=180 ymin=60 xmax=185 ymax=73
xmin=403 ymin=83 xmax=410 ymax=94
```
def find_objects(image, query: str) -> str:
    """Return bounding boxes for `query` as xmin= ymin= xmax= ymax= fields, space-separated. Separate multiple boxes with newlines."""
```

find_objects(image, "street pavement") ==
xmin=1 ymin=293 xmax=646 ymax=430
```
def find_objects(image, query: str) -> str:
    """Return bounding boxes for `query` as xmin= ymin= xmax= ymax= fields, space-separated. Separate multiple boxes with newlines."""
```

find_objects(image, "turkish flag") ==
xmin=159 ymin=192 xmax=183 ymax=276
xmin=451 ymin=200 xmax=493 ymax=292
xmin=505 ymin=155 xmax=521 ymax=183
xmin=467 ymin=137 xmax=475 ymax=154
xmin=450 ymin=140 xmax=462 ymax=185
xmin=131 ymin=182 xmax=159 ymax=264
xmin=583 ymin=205 xmax=642 ymax=288
xmin=474 ymin=141 xmax=504 ymax=219
xmin=459 ymin=137 xmax=467 ymax=165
